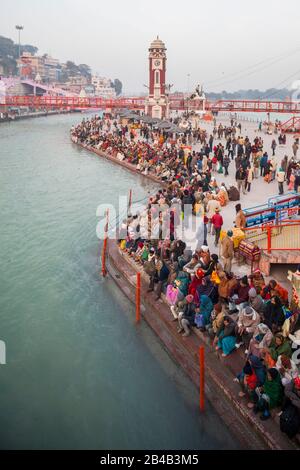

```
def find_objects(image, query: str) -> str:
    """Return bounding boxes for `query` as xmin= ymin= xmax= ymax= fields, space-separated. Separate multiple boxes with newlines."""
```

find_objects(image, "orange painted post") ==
xmin=128 ymin=189 xmax=132 ymax=214
xmin=199 ymin=346 xmax=205 ymax=411
xmin=101 ymin=209 xmax=109 ymax=277
xmin=267 ymin=226 xmax=272 ymax=253
xmin=136 ymin=272 xmax=141 ymax=323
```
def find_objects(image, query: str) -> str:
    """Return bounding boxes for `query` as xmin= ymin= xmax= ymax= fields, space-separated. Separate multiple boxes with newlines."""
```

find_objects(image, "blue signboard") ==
xmin=244 ymin=191 xmax=299 ymax=227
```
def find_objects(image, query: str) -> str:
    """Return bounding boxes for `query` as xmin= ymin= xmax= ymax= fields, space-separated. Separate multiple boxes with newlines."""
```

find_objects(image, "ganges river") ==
xmin=0 ymin=114 xmax=239 ymax=449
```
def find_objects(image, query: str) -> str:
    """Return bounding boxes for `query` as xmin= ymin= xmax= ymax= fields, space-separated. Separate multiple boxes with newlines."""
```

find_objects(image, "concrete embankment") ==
xmin=73 ymin=139 xmax=299 ymax=450
xmin=106 ymin=240 xmax=298 ymax=450
xmin=0 ymin=109 xmax=78 ymax=124
xmin=74 ymin=140 xmax=167 ymax=187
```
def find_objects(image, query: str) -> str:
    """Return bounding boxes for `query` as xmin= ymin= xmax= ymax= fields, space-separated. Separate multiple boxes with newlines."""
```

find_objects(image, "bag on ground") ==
xmin=280 ymin=404 xmax=300 ymax=439
xmin=228 ymin=186 xmax=240 ymax=201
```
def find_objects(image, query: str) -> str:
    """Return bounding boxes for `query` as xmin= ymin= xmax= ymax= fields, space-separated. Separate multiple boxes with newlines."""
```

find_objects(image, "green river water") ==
xmin=0 ymin=114 xmax=238 ymax=449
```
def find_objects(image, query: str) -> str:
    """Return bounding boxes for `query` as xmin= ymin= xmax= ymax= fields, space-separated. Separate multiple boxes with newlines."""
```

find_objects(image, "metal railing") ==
xmin=244 ymin=220 xmax=300 ymax=253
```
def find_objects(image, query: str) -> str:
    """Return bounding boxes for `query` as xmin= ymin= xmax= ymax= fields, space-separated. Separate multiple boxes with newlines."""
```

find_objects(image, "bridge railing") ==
xmin=206 ymin=100 xmax=300 ymax=114
xmin=244 ymin=220 xmax=300 ymax=253
xmin=2 ymin=95 xmax=300 ymax=113
xmin=2 ymin=95 xmax=147 ymax=109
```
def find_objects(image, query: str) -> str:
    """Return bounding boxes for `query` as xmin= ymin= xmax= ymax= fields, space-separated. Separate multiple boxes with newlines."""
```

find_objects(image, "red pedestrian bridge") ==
xmin=1 ymin=95 xmax=300 ymax=114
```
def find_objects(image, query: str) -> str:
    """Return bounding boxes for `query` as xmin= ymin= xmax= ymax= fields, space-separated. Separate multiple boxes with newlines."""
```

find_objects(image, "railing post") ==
xmin=267 ymin=226 xmax=271 ymax=253
xmin=199 ymin=346 xmax=205 ymax=411
xmin=101 ymin=209 xmax=109 ymax=277
xmin=128 ymin=189 xmax=132 ymax=214
xmin=136 ymin=272 xmax=141 ymax=323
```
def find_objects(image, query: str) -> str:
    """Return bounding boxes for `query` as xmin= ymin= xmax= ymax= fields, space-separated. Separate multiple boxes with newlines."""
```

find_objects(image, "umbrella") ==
xmin=155 ymin=120 xmax=173 ymax=129
xmin=140 ymin=115 xmax=159 ymax=124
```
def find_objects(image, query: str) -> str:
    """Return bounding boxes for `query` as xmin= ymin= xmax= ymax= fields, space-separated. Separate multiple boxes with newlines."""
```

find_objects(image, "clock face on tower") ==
xmin=153 ymin=59 xmax=161 ymax=68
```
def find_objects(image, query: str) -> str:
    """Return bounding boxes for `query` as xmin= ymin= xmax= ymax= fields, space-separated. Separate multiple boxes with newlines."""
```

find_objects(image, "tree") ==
xmin=0 ymin=35 xmax=39 ymax=76
xmin=78 ymin=64 xmax=91 ymax=80
xmin=113 ymin=78 xmax=122 ymax=95
xmin=0 ymin=56 xmax=17 ymax=75
xmin=65 ymin=60 xmax=79 ymax=75
xmin=0 ymin=36 xmax=15 ymax=58
xmin=0 ymin=36 xmax=17 ymax=74
xmin=20 ymin=44 xmax=38 ymax=56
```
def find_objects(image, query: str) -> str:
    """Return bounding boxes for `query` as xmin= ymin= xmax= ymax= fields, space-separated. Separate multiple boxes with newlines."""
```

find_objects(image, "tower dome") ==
xmin=149 ymin=36 xmax=166 ymax=50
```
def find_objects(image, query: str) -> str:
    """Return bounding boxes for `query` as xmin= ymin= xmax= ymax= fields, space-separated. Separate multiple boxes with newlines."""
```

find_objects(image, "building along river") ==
xmin=0 ymin=114 xmax=239 ymax=449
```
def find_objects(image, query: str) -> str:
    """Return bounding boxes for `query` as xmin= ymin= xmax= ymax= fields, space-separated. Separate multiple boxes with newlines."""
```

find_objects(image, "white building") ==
xmin=91 ymin=76 xmax=116 ymax=98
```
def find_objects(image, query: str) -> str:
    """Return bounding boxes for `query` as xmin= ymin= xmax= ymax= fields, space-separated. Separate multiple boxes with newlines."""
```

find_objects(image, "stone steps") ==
xmin=260 ymin=250 xmax=300 ymax=275
xmin=106 ymin=241 xmax=299 ymax=450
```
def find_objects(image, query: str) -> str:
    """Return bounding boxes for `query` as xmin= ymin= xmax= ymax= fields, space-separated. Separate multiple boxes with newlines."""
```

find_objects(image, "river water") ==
xmin=0 ymin=114 xmax=238 ymax=450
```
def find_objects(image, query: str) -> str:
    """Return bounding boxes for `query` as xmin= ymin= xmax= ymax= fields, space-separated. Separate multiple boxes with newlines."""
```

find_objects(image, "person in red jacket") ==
xmin=210 ymin=207 xmax=223 ymax=247
xmin=235 ymin=362 xmax=258 ymax=401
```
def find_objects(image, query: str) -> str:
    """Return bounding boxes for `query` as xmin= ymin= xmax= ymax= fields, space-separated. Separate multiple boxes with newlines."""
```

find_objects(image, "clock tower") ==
xmin=145 ymin=36 xmax=169 ymax=119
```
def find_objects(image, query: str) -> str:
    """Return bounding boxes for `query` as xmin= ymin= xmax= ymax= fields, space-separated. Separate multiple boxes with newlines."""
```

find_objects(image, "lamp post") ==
xmin=186 ymin=74 xmax=191 ymax=115
xmin=187 ymin=73 xmax=190 ymax=94
xmin=15 ymin=25 xmax=24 ymax=76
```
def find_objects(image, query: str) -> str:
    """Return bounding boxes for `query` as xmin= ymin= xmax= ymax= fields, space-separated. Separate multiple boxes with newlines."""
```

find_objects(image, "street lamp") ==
xmin=187 ymin=73 xmax=190 ymax=94
xmin=186 ymin=74 xmax=191 ymax=115
xmin=15 ymin=25 xmax=24 ymax=76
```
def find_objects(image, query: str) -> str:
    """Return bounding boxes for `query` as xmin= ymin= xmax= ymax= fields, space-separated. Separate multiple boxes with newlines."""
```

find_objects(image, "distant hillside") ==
xmin=0 ymin=34 xmax=123 ymax=94
xmin=0 ymin=35 xmax=38 ymax=75
xmin=206 ymin=88 xmax=292 ymax=100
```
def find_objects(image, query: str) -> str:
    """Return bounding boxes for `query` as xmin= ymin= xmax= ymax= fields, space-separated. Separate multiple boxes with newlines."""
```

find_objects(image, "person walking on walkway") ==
xmin=294 ymin=166 xmax=300 ymax=193
xmin=292 ymin=141 xmax=299 ymax=159
xmin=271 ymin=139 xmax=277 ymax=156
xmin=206 ymin=196 xmax=221 ymax=235
xmin=211 ymin=207 xmax=224 ymax=246
xmin=260 ymin=152 xmax=268 ymax=177
xmin=223 ymin=154 xmax=230 ymax=176
xmin=245 ymin=165 xmax=254 ymax=192
xmin=276 ymin=167 xmax=285 ymax=195
xmin=236 ymin=165 xmax=247 ymax=195
xmin=270 ymin=158 xmax=277 ymax=182
xmin=221 ymin=230 xmax=234 ymax=273
xmin=235 ymin=203 xmax=247 ymax=229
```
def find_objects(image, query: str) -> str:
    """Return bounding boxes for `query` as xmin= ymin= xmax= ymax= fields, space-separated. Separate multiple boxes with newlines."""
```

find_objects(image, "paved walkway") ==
xmin=191 ymin=116 xmax=299 ymax=286
xmin=195 ymin=117 xmax=297 ymax=230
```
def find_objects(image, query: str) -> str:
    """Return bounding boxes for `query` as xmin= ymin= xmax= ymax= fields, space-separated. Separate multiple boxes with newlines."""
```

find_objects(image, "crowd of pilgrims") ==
xmin=71 ymin=115 xmax=300 ymax=196
xmin=71 ymin=115 xmax=300 ymax=436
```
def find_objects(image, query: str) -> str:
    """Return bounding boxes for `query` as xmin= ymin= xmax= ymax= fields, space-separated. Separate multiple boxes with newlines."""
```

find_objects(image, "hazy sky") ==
xmin=1 ymin=0 xmax=300 ymax=94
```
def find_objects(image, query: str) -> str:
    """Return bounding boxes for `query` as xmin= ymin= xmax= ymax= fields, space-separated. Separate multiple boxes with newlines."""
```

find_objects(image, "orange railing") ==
xmin=244 ymin=220 xmax=300 ymax=253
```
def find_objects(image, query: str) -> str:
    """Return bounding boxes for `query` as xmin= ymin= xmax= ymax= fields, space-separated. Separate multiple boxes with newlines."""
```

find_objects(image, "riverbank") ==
xmin=0 ymin=109 xmax=79 ymax=124
xmin=106 ymin=239 xmax=298 ymax=450
xmin=74 ymin=140 xmax=167 ymax=187
xmin=72 ymin=138 xmax=299 ymax=450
